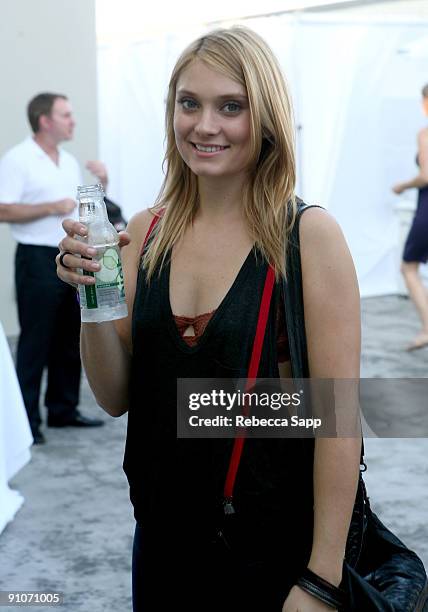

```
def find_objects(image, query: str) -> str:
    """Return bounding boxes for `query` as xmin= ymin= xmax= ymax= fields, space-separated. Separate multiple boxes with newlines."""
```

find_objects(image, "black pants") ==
xmin=131 ymin=521 xmax=298 ymax=612
xmin=15 ymin=244 xmax=81 ymax=431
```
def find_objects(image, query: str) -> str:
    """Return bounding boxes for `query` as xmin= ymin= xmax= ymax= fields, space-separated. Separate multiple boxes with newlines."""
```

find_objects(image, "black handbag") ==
xmin=343 ymin=472 xmax=428 ymax=611
xmin=283 ymin=200 xmax=428 ymax=611
xmin=105 ymin=196 xmax=127 ymax=231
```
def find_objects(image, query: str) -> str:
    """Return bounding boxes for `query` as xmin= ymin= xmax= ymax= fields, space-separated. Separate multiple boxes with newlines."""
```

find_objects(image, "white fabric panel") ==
xmin=288 ymin=18 xmax=427 ymax=296
xmin=97 ymin=16 xmax=428 ymax=296
xmin=0 ymin=323 xmax=32 ymax=535
xmin=97 ymin=28 xmax=204 ymax=220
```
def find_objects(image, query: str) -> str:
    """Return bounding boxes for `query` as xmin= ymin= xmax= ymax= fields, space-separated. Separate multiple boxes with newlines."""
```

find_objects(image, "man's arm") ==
xmin=0 ymin=199 xmax=76 ymax=223
xmin=0 ymin=149 xmax=76 ymax=223
xmin=86 ymin=160 xmax=108 ymax=192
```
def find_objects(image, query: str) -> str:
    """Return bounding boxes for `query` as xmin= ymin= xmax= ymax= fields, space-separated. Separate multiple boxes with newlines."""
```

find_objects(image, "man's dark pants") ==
xmin=15 ymin=243 xmax=81 ymax=432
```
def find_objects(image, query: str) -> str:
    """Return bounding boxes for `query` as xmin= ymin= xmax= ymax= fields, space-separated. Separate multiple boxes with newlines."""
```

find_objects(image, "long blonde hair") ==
xmin=144 ymin=26 xmax=297 ymax=280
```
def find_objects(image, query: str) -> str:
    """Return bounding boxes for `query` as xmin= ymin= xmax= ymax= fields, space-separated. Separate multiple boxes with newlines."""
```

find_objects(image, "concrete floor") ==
xmin=360 ymin=295 xmax=428 ymax=575
xmin=0 ymin=295 xmax=427 ymax=611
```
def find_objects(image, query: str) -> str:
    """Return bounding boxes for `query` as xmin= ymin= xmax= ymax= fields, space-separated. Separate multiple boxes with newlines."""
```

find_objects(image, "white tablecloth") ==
xmin=0 ymin=322 xmax=32 ymax=534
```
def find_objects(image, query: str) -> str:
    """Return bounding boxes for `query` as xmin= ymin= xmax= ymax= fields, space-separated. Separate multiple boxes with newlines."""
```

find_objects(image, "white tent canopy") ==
xmin=97 ymin=0 xmax=428 ymax=296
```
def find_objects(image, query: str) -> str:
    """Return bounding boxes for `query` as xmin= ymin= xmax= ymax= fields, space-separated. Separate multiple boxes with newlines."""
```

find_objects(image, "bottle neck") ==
xmin=79 ymin=197 xmax=109 ymax=224
xmin=77 ymin=184 xmax=108 ymax=224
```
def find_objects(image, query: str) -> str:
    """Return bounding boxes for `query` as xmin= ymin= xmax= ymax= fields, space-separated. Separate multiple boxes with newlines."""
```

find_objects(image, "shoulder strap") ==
xmin=284 ymin=201 xmax=365 ymax=463
xmin=140 ymin=211 xmax=164 ymax=256
xmin=223 ymin=264 xmax=275 ymax=512
xmin=283 ymin=202 xmax=324 ymax=379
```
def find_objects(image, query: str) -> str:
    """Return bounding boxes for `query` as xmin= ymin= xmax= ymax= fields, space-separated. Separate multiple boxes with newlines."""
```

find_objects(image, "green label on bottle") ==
xmin=83 ymin=271 xmax=98 ymax=308
xmin=96 ymin=281 xmax=120 ymax=289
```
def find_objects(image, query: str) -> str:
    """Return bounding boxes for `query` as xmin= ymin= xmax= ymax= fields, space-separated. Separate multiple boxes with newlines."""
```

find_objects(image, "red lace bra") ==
xmin=173 ymin=299 xmax=290 ymax=363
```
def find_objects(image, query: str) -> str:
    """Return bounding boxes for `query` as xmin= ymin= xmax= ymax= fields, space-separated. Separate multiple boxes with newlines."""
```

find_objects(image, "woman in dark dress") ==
xmin=393 ymin=83 xmax=428 ymax=350
xmin=56 ymin=27 xmax=362 ymax=611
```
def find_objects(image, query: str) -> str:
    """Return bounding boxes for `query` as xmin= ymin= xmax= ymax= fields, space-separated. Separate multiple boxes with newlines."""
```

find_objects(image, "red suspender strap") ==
xmin=140 ymin=212 xmax=163 ymax=255
xmin=141 ymin=214 xmax=275 ymax=509
xmin=247 ymin=265 xmax=276 ymax=382
xmin=223 ymin=264 xmax=276 ymax=507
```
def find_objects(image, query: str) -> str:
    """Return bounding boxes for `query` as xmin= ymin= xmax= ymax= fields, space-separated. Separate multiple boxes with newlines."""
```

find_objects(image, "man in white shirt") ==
xmin=0 ymin=92 xmax=104 ymax=444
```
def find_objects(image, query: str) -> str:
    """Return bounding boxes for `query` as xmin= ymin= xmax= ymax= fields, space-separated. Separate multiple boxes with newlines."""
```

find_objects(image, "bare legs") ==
xmin=401 ymin=261 xmax=428 ymax=350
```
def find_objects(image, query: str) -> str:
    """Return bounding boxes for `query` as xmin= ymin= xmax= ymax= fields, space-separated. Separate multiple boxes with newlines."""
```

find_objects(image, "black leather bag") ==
xmin=284 ymin=201 xmax=428 ymax=611
xmin=105 ymin=196 xmax=127 ymax=231
xmin=343 ymin=474 xmax=428 ymax=611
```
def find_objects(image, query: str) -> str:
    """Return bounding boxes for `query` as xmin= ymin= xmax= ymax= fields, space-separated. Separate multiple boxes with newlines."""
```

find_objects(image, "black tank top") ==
xmin=124 ymin=245 xmax=314 ymax=557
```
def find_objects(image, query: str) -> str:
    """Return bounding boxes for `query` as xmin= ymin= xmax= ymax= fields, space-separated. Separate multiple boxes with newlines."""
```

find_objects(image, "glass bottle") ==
xmin=77 ymin=184 xmax=127 ymax=322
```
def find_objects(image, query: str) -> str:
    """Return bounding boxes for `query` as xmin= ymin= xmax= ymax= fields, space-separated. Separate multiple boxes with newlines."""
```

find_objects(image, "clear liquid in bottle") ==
xmin=77 ymin=184 xmax=127 ymax=323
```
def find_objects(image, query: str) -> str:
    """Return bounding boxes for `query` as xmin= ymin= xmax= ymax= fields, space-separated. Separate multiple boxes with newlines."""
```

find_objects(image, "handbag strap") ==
xmin=223 ymin=264 xmax=276 ymax=512
xmin=287 ymin=202 xmax=366 ymax=466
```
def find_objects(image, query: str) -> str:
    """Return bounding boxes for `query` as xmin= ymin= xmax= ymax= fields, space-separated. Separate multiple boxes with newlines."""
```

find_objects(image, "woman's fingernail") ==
xmin=87 ymin=247 xmax=97 ymax=256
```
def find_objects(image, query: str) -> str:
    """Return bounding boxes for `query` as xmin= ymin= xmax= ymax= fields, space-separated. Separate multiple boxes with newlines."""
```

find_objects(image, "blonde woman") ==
xmin=57 ymin=28 xmax=361 ymax=611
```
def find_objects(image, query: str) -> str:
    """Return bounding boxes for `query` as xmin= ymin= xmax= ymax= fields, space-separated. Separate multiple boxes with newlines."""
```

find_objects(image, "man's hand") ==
xmin=86 ymin=160 xmax=108 ymax=190
xmin=282 ymin=585 xmax=337 ymax=611
xmin=49 ymin=198 xmax=77 ymax=216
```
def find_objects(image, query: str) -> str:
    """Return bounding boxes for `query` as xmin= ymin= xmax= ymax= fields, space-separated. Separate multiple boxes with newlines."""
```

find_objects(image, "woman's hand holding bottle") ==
xmin=56 ymin=218 xmax=130 ymax=289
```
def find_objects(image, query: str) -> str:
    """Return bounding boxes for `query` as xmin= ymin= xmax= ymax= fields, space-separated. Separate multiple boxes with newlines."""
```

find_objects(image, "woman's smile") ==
xmin=190 ymin=142 xmax=230 ymax=156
